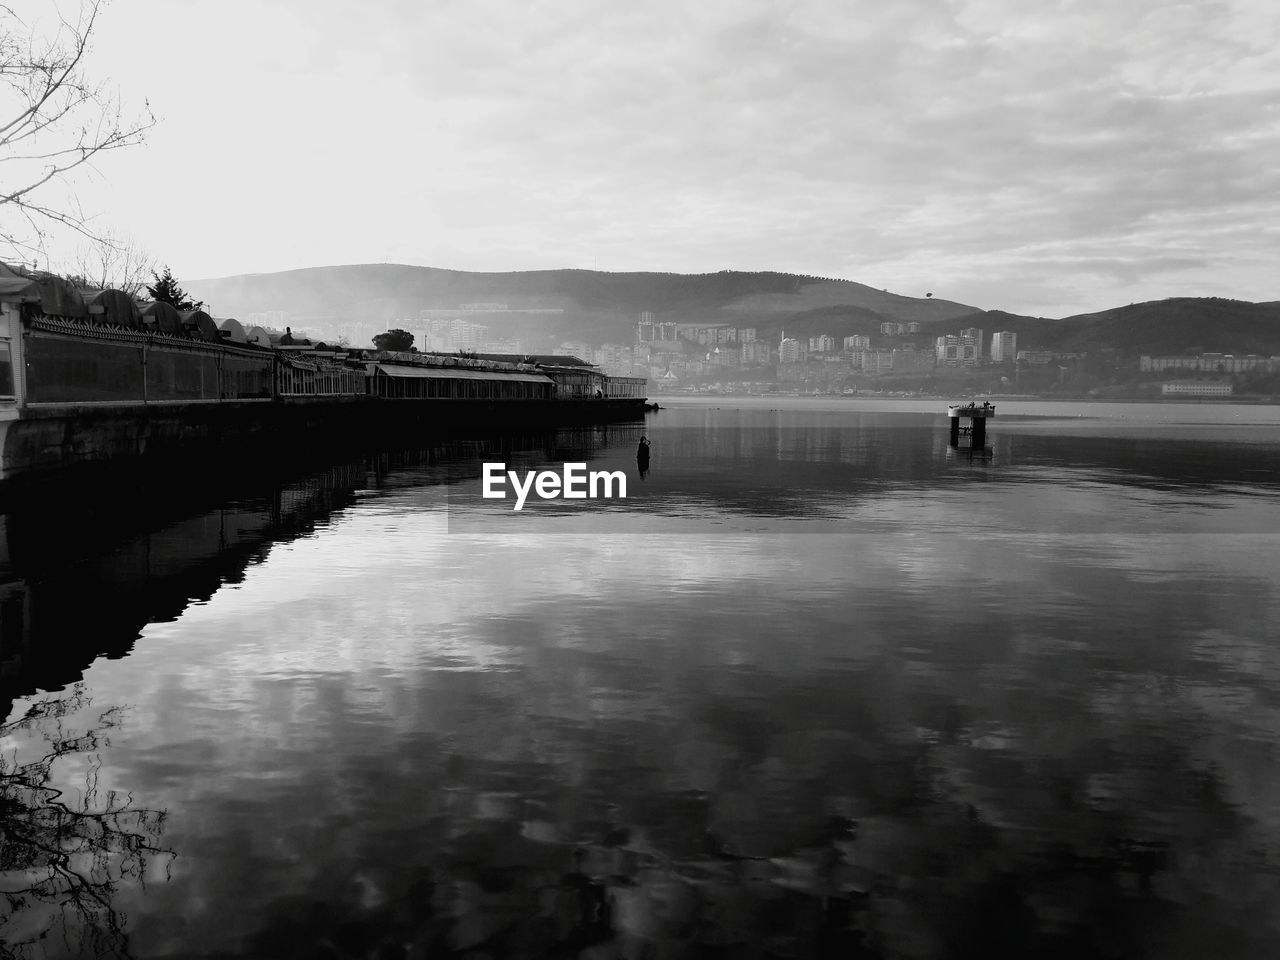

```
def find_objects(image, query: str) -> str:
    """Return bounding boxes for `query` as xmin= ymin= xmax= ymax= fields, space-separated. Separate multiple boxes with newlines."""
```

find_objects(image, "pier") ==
xmin=0 ymin=266 xmax=649 ymax=485
xmin=948 ymin=401 xmax=995 ymax=448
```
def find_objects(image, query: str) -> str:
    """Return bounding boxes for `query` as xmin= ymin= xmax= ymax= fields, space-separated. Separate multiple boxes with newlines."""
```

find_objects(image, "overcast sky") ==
xmin=12 ymin=0 xmax=1280 ymax=317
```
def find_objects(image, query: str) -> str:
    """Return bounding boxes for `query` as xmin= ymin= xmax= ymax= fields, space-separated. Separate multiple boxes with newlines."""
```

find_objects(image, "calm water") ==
xmin=3 ymin=398 xmax=1280 ymax=959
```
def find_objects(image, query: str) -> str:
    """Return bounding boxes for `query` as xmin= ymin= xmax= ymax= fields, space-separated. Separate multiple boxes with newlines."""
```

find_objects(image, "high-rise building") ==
xmin=960 ymin=327 xmax=984 ymax=358
xmin=636 ymin=315 xmax=677 ymax=342
xmin=809 ymin=334 xmax=835 ymax=354
xmin=990 ymin=331 xmax=1017 ymax=362
xmin=935 ymin=334 xmax=981 ymax=367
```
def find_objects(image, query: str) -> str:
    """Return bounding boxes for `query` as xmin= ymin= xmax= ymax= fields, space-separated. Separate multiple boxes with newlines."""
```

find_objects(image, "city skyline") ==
xmin=7 ymin=0 xmax=1278 ymax=320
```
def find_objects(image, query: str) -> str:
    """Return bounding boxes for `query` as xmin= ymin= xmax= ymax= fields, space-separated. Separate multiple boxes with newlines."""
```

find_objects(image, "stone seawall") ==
xmin=0 ymin=398 xmax=646 ymax=487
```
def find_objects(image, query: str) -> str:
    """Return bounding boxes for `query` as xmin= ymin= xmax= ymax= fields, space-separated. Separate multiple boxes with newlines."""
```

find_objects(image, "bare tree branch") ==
xmin=0 ymin=1 xmax=154 ymax=259
xmin=0 ymin=687 xmax=173 ymax=958
xmin=60 ymin=229 xmax=155 ymax=295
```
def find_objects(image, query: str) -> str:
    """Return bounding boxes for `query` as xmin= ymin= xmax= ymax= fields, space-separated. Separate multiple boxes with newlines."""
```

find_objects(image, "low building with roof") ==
xmin=1161 ymin=379 xmax=1233 ymax=397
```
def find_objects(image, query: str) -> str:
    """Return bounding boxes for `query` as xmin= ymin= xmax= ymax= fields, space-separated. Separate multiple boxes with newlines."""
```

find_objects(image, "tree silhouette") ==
xmin=145 ymin=266 xmax=202 ymax=311
xmin=372 ymin=328 xmax=414 ymax=352
xmin=0 ymin=687 xmax=173 ymax=958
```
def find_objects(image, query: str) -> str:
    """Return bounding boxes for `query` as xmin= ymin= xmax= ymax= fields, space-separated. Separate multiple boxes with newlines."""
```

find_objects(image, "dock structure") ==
xmin=947 ymin=401 xmax=995 ymax=448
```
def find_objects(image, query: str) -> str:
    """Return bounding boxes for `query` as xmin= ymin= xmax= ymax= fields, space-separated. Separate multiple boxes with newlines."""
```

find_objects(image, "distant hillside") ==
xmin=191 ymin=265 xmax=1279 ymax=357
xmin=747 ymin=304 xmax=895 ymax=341
xmin=1056 ymin=298 xmax=1280 ymax=355
xmin=943 ymin=299 xmax=1280 ymax=357
xmin=191 ymin=264 xmax=979 ymax=345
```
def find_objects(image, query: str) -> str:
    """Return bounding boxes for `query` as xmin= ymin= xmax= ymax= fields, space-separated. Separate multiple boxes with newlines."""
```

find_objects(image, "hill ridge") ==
xmin=191 ymin=264 xmax=1279 ymax=356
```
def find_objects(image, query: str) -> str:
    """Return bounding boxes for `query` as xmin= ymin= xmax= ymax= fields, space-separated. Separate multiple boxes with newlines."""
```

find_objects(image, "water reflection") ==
xmin=447 ymin=407 xmax=1280 ymax=533
xmin=0 ymin=688 xmax=173 ymax=958
xmin=1 ymin=406 xmax=1279 ymax=958
xmin=90 ymin=528 xmax=1280 ymax=958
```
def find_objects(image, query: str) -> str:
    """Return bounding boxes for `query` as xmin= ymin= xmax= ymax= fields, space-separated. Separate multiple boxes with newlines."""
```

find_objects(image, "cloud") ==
xmin=17 ymin=0 xmax=1278 ymax=316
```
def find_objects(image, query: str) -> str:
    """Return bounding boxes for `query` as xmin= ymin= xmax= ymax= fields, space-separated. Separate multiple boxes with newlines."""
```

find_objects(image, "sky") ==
xmin=5 ymin=0 xmax=1279 ymax=317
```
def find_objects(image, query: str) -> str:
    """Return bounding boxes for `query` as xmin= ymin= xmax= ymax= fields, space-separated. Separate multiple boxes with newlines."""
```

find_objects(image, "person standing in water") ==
xmin=637 ymin=436 xmax=651 ymax=475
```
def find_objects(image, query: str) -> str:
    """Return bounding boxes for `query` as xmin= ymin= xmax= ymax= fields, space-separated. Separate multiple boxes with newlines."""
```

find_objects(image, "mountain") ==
xmin=191 ymin=264 xmax=979 ymax=345
xmin=191 ymin=265 xmax=1280 ymax=357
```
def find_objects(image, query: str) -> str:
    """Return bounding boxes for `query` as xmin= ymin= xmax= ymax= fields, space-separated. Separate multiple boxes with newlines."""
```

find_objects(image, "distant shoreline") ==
xmin=650 ymin=392 xmax=1280 ymax=406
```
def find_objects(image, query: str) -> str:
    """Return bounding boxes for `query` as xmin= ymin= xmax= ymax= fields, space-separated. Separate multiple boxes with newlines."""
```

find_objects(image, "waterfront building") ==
xmin=694 ymin=326 xmax=738 ymax=345
xmin=1016 ymin=349 xmax=1054 ymax=365
xmin=935 ymin=330 xmax=982 ymax=367
xmin=846 ymin=349 xmax=892 ymax=373
xmin=990 ymin=331 xmax=1017 ymax=362
xmin=844 ymin=334 xmax=871 ymax=352
xmin=636 ymin=317 xmax=679 ymax=342
xmin=960 ymin=327 xmax=984 ymax=357
xmin=419 ymin=318 xmax=491 ymax=352
xmin=1141 ymin=353 xmax=1280 ymax=373
xmin=1142 ymin=355 xmax=1197 ymax=372
xmin=809 ymin=334 xmax=836 ymax=354
xmin=779 ymin=338 xmax=802 ymax=363
xmin=934 ymin=335 xmax=961 ymax=366
xmin=1161 ymin=380 xmax=1233 ymax=396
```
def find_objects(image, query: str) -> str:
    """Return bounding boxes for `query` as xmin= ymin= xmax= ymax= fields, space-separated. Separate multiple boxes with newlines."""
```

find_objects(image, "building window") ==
xmin=0 ymin=339 xmax=13 ymax=398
